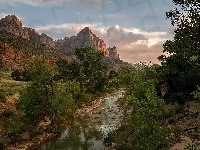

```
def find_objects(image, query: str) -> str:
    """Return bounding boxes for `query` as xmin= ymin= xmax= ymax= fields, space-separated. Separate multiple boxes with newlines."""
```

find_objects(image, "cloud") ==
xmin=0 ymin=0 xmax=102 ymax=7
xmin=33 ymin=23 xmax=171 ymax=64
xmin=118 ymin=42 xmax=164 ymax=64
xmin=35 ymin=22 xmax=101 ymax=31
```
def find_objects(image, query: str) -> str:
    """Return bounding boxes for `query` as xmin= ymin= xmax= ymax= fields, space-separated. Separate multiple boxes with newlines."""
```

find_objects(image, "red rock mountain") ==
xmin=0 ymin=15 xmax=55 ymax=47
xmin=54 ymin=27 xmax=119 ymax=59
xmin=0 ymin=15 xmax=126 ymax=70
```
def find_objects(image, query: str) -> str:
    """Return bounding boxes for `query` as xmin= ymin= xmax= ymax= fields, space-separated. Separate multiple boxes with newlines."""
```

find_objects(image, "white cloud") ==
xmin=35 ymin=22 xmax=102 ymax=31
xmin=32 ymin=23 xmax=171 ymax=64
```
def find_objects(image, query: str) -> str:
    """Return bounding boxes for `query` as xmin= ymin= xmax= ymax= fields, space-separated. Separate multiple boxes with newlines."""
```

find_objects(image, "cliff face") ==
xmin=107 ymin=46 xmax=119 ymax=59
xmin=0 ymin=29 xmax=70 ymax=70
xmin=0 ymin=15 xmax=120 ymax=60
xmin=0 ymin=15 xmax=29 ymax=39
xmin=0 ymin=15 xmax=55 ymax=47
xmin=0 ymin=42 xmax=24 ymax=70
xmin=0 ymin=15 xmax=125 ymax=70
xmin=55 ymin=27 xmax=110 ymax=57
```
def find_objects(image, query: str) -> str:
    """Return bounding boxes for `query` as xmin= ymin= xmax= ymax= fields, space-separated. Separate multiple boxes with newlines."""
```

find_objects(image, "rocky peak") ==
xmin=0 ymin=15 xmax=55 ymax=47
xmin=107 ymin=46 xmax=119 ymax=59
xmin=55 ymin=27 xmax=110 ymax=57
xmin=0 ymin=15 xmax=29 ymax=39
xmin=1 ymin=15 xmax=22 ymax=28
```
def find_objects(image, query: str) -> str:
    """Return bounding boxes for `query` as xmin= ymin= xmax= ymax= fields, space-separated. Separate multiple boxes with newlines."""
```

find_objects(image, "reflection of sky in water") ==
xmin=79 ymin=130 xmax=86 ymax=143
xmin=35 ymin=90 xmax=125 ymax=150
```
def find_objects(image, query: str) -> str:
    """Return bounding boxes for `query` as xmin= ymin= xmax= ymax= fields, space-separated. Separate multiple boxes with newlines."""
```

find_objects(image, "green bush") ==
xmin=4 ymin=115 xmax=26 ymax=138
xmin=11 ymin=70 xmax=22 ymax=81
xmin=106 ymin=65 xmax=169 ymax=149
xmin=1 ymin=109 xmax=14 ymax=118
xmin=0 ymin=137 xmax=6 ymax=150
xmin=0 ymin=90 xmax=6 ymax=103
xmin=17 ymin=81 xmax=77 ymax=126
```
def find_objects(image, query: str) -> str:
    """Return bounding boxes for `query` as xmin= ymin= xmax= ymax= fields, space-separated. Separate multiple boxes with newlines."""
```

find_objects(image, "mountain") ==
xmin=54 ymin=27 xmax=120 ymax=59
xmin=0 ymin=15 xmax=128 ymax=70
xmin=0 ymin=15 xmax=69 ymax=70
xmin=0 ymin=15 xmax=55 ymax=47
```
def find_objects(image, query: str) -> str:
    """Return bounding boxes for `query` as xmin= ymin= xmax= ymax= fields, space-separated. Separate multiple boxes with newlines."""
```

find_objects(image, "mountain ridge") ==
xmin=0 ymin=15 xmax=127 ymax=70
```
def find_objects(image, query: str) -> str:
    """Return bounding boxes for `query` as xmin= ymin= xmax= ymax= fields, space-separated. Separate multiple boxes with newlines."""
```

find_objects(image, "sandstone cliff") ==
xmin=0 ymin=15 xmax=126 ymax=71
xmin=55 ymin=27 xmax=110 ymax=57
xmin=0 ymin=15 xmax=55 ymax=47
xmin=107 ymin=46 xmax=119 ymax=59
xmin=0 ymin=30 xmax=69 ymax=70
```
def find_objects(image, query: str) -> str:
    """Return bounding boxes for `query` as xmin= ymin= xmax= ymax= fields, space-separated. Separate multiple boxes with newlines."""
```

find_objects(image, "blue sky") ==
xmin=0 ymin=0 xmax=176 ymax=63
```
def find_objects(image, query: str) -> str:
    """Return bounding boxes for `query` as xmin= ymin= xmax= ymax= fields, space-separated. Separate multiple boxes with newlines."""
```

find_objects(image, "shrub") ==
xmin=0 ymin=90 xmax=6 ymax=103
xmin=0 ymin=137 xmax=6 ymax=150
xmin=106 ymin=79 xmax=168 ymax=149
xmin=11 ymin=70 xmax=22 ymax=81
xmin=1 ymin=109 xmax=14 ymax=118
xmin=4 ymin=115 xmax=26 ymax=138
xmin=17 ymin=81 xmax=77 ymax=127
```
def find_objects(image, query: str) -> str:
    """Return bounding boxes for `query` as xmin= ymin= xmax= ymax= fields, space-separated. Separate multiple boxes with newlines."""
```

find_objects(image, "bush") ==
xmin=11 ymin=70 xmax=22 ymax=81
xmin=17 ymin=81 xmax=77 ymax=126
xmin=0 ymin=90 xmax=6 ymax=103
xmin=0 ymin=138 xmax=6 ymax=150
xmin=106 ymin=65 xmax=169 ymax=149
xmin=1 ymin=109 xmax=14 ymax=118
xmin=4 ymin=115 xmax=26 ymax=138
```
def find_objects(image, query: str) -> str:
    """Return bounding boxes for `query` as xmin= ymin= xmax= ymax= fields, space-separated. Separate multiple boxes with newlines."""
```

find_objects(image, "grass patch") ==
xmin=0 ymin=70 xmax=27 ymax=102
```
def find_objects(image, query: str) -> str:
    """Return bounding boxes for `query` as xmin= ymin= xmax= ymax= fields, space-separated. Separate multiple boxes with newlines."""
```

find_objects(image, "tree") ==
xmin=17 ymin=57 xmax=77 ymax=127
xmin=74 ymin=46 xmax=108 ymax=94
xmin=157 ymin=0 xmax=200 ymax=103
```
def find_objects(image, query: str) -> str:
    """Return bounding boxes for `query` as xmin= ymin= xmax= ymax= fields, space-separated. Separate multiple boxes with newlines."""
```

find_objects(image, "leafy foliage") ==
xmin=17 ymin=57 xmax=77 ymax=127
xmin=106 ymin=64 xmax=168 ymax=149
xmin=74 ymin=46 xmax=108 ymax=94
xmin=157 ymin=0 xmax=200 ymax=104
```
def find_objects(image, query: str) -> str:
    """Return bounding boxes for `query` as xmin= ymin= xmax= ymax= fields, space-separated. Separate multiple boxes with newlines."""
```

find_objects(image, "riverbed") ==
xmin=35 ymin=90 xmax=125 ymax=150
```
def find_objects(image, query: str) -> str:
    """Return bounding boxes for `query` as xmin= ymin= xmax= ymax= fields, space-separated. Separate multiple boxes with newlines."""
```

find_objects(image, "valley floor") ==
xmin=1 ymin=70 xmax=200 ymax=149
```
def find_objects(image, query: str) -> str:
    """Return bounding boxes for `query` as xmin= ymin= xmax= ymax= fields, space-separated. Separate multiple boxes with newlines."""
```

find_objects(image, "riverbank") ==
xmin=34 ymin=90 xmax=125 ymax=150
xmin=4 ymin=87 xmax=123 ymax=150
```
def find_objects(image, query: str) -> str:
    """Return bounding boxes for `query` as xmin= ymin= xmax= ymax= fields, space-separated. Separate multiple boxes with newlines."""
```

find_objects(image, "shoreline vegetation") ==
xmin=0 ymin=47 xmax=123 ymax=150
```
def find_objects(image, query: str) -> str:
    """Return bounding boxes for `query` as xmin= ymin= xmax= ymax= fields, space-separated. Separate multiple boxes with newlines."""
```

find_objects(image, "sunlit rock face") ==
xmin=55 ymin=27 xmax=111 ymax=57
xmin=0 ymin=15 xmax=29 ymax=39
xmin=0 ymin=15 xmax=55 ymax=47
xmin=0 ymin=15 xmax=128 ymax=71
xmin=107 ymin=46 xmax=119 ymax=59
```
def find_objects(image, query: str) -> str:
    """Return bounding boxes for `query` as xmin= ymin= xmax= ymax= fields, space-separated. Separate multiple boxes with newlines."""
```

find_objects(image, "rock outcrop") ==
xmin=0 ymin=15 xmax=55 ymax=47
xmin=0 ymin=29 xmax=70 ymax=70
xmin=55 ymin=27 xmax=110 ymax=57
xmin=107 ymin=46 xmax=119 ymax=59
xmin=0 ymin=15 xmax=127 ymax=71
xmin=0 ymin=15 xmax=29 ymax=39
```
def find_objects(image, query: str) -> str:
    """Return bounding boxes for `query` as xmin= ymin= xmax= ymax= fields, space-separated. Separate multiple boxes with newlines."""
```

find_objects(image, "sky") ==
xmin=0 ymin=0 xmax=176 ymax=64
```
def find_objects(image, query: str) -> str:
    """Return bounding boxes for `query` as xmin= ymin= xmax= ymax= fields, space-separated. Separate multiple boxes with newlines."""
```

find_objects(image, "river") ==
xmin=35 ymin=90 xmax=125 ymax=150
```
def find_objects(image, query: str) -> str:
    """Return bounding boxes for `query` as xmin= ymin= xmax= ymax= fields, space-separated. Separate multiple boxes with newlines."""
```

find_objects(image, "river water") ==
xmin=35 ymin=90 xmax=125 ymax=150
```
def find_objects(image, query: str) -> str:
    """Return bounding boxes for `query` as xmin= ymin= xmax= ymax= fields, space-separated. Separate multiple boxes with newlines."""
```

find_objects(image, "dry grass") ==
xmin=0 ymin=70 xmax=27 ymax=102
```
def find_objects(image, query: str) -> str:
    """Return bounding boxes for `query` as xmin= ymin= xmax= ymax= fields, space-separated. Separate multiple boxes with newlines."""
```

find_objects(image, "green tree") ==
xmin=56 ymin=59 xmax=81 ymax=81
xmin=74 ymin=46 xmax=108 ymax=94
xmin=105 ymin=65 xmax=168 ymax=149
xmin=17 ymin=57 xmax=77 ymax=127
xmin=157 ymin=0 xmax=200 ymax=103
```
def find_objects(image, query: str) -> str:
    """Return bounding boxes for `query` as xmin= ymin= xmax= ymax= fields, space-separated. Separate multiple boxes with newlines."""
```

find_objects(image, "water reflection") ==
xmin=35 ymin=90 xmax=125 ymax=150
